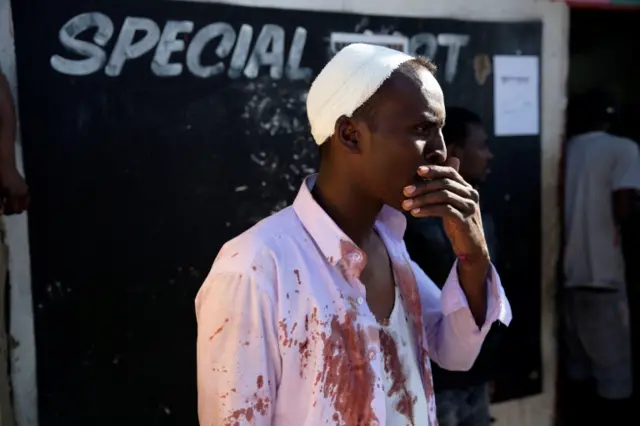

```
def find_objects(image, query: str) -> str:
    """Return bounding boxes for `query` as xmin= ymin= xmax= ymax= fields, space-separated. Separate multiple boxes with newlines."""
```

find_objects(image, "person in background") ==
xmin=404 ymin=107 xmax=501 ymax=426
xmin=0 ymin=70 xmax=28 ymax=214
xmin=0 ymin=69 xmax=29 ymax=426
xmin=562 ymin=89 xmax=640 ymax=424
xmin=609 ymin=101 xmax=640 ymax=399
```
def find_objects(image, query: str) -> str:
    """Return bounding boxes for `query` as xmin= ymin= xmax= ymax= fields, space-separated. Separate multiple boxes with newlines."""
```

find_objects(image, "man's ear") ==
xmin=335 ymin=116 xmax=361 ymax=153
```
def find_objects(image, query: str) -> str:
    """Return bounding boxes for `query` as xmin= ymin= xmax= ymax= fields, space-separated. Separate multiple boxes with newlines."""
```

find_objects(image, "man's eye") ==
xmin=414 ymin=124 xmax=428 ymax=133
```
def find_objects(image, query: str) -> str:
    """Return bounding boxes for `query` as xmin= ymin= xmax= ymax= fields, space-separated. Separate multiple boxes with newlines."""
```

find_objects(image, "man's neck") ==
xmin=313 ymin=170 xmax=382 ymax=247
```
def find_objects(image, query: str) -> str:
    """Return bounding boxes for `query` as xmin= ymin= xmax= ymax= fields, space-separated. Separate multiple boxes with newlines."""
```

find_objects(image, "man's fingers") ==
xmin=415 ymin=164 xmax=470 ymax=188
xmin=416 ymin=165 xmax=459 ymax=179
xmin=15 ymin=199 xmax=27 ymax=214
xmin=404 ymin=160 xmax=479 ymax=221
xmin=3 ymin=195 xmax=27 ymax=215
xmin=4 ymin=200 xmax=17 ymax=215
xmin=404 ymin=177 xmax=479 ymax=203
xmin=409 ymin=203 xmax=466 ymax=220
xmin=16 ymin=195 xmax=28 ymax=214
xmin=404 ymin=190 xmax=476 ymax=218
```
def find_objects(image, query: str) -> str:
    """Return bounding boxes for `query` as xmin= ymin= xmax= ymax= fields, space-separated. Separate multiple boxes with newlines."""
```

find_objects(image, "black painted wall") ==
xmin=12 ymin=0 xmax=542 ymax=424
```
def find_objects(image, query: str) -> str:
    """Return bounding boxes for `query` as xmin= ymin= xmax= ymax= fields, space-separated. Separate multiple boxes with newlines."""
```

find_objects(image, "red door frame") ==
xmin=561 ymin=1 xmax=640 ymax=10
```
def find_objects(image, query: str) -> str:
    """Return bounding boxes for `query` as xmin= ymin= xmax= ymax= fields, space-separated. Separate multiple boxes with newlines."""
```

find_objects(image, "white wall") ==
xmin=1 ymin=0 xmax=569 ymax=425
xmin=0 ymin=1 xmax=38 ymax=425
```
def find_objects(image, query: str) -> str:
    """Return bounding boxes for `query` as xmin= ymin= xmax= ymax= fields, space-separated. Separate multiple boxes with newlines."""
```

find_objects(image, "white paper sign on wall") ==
xmin=493 ymin=55 xmax=540 ymax=137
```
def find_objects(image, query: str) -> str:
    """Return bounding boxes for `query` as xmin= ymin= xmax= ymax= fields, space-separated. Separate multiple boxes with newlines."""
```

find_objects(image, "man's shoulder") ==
xmin=610 ymin=135 xmax=640 ymax=158
xmin=586 ymin=131 xmax=635 ymax=149
xmin=197 ymin=209 xmax=303 ymax=321
xmin=586 ymin=132 xmax=637 ymax=155
xmin=211 ymin=206 xmax=303 ymax=275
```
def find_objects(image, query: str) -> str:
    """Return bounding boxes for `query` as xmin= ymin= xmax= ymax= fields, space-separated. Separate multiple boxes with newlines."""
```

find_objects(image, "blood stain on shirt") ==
xmin=210 ymin=318 xmax=229 ymax=341
xmin=380 ymin=329 xmax=415 ymax=425
xmin=319 ymin=310 xmax=378 ymax=426
xmin=223 ymin=396 xmax=270 ymax=426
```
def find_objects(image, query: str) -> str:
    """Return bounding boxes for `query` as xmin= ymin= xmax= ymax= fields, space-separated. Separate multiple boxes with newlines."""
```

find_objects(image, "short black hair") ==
xmin=567 ymin=88 xmax=618 ymax=135
xmin=442 ymin=106 xmax=483 ymax=147
xmin=351 ymin=56 xmax=437 ymax=130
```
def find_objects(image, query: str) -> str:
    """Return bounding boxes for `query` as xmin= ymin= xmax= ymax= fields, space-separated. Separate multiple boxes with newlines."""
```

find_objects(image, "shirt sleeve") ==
xmin=413 ymin=259 xmax=512 ymax=371
xmin=196 ymin=270 xmax=281 ymax=426
xmin=612 ymin=140 xmax=640 ymax=190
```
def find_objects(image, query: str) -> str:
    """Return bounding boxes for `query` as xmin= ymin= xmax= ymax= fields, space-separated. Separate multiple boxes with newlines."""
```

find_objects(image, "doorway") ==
xmin=569 ymin=7 xmax=640 ymax=141
xmin=561 ymin=5 xmax=640 ymax=425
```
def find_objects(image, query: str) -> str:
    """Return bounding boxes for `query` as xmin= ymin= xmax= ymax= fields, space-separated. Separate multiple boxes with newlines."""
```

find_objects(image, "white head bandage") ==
xmin=306 ymin=43 xmax=414 ymax=145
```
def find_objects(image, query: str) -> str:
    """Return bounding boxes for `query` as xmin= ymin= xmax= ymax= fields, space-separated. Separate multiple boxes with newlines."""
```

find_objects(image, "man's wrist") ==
xmin=457 ymin=251 xmax=491 ymax=271
xmin=456 ymin=253 xmax=490 ymax=326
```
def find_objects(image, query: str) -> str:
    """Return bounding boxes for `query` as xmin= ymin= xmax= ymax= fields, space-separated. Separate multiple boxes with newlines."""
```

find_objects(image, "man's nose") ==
xmin=425 ymin=148 xmax=446 ymax=165
xmin=423 ymin=136 xmax=447 ymax=165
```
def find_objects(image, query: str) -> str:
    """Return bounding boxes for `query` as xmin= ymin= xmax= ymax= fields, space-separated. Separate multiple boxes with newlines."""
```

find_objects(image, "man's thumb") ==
xmin=445 ymin=156 xmax=460 ymax=172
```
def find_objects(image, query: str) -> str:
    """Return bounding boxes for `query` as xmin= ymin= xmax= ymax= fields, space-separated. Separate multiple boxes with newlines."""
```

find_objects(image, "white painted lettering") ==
xmin=285 ymin=27 xmax=312 ymax=81
xmin=409 ymin=33 xmax=438 ymax=59
xmin=243 ymin=24 xmax=285 ymax=79
xmin=228 ymin=24 xmax=253 ymax=79
xmin=152 ymin=20 xmax=194 ymax=77
xmin=50 ymin=12 xmax=114 ymax=76
xmin=437 ymin=34 xmax=470 ymax=83
xmin=186 ymin=23 xmax=236 ymax=78
xmin=50 ymin=12 xmax=469 ymax=82
xmin=105 ymin=17 xmax=161 ymax=77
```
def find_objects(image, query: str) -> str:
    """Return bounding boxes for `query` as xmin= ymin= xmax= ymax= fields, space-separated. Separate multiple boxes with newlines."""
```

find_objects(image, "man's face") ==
xmin=345 ymin=66 xmax=447 ymax=210
xmin=452 ymin=123 xmax=493 ymax=184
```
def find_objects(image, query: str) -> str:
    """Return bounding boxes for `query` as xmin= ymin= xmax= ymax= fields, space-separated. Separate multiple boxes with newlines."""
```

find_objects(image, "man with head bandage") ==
xmin=196 ymin=43 xmax=512 ymax=426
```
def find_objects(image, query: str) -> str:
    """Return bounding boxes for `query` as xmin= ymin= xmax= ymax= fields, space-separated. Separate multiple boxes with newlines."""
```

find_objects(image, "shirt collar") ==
xmin=292 ymin=174 xmax=407 ymax=273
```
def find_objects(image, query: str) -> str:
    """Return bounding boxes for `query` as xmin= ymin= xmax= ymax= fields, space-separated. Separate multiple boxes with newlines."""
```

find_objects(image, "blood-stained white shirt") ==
xmin=195 ymin=175 xmax=512 ymax=426
xmin=380 ymin=287 xmax=430 ymax=426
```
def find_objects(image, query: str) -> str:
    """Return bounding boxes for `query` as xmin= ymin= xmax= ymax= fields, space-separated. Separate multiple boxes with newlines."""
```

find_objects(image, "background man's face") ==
xmin=452 ymin=123 xmax=493 ymax=184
